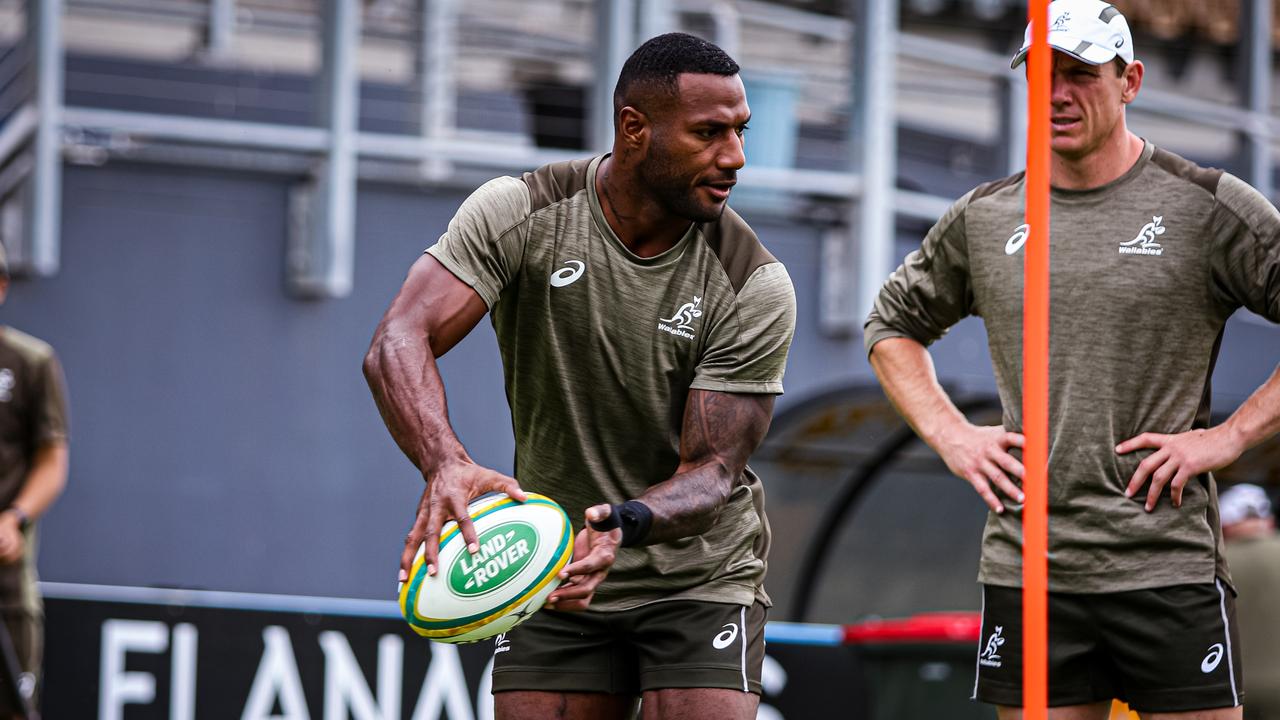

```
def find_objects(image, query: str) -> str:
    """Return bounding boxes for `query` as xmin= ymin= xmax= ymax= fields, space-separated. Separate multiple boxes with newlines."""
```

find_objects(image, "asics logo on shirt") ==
xmin=1201 ymin=643 xmax=1224 ymax=673
xmin=549 ymin=260 xmax=586 ymax=287
xmin=712 ymin=622 xmax=739 ymax=650
xmin=1119 ymin=216 xmax=1166 ymax=256
xmin=1005 ymin=224 xmax=1030 ymax=255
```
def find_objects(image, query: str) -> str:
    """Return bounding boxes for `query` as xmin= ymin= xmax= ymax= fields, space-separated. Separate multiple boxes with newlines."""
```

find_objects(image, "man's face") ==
xmin=1046 ymin=52 xmax=1137 ymax=160
xmin=636 ymin=73 xmax=750 ymax=223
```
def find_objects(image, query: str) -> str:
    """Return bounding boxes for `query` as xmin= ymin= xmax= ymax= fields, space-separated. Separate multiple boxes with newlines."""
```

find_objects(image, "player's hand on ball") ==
xmin=1118 ymin=427 xmax=1245 ymax=512
xmin=936 ymin=422 xmax=1026 ymax=514
xmin=545 ymin=504 xmax=621 ymax=612
xmin=400 ymin=461 xmax=527 ymax=583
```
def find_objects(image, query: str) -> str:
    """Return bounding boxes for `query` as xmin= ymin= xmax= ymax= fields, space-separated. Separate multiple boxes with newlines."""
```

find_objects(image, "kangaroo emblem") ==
xmin=982 ymin=626 xmax=1005 ymax=660
xmin=661 ymin=296 xmax=703 ymax=331
xmin=1121 ymin=216 xmax=1166 ymax=249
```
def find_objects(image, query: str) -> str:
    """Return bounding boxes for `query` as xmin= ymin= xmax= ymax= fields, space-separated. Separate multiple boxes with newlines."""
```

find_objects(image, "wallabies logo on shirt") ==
xmin=658 ymin=296 xmax=703 ymax=340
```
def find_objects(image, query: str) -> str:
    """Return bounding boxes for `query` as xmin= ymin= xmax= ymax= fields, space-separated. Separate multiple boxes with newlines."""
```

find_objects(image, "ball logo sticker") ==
xmin=449 ymin=522 xmax=538 ymax=597
xmin=712 ymin=622 xmax=739 ymax=650
xmin=550 ymin=260 xmax=585 ymax=287
xmin=1201 ymin=643 xmax=1224 ymax=673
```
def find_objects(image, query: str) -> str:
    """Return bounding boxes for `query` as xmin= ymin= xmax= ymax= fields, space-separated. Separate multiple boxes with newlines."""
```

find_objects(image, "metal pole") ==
xmin=708 ymin=0 xmax=741 ymax=61
xmin=1243 ymin=0 xmax=1273 ymax=201
xmin=1003 ymin=74 xmax=1027 ymax=176
xmin=25 ymin=0 xmax=63 ymax=277
xmin=591 ymin=0 xmax=635 ymax=154
xmin=638 ymin=0 xmax=675 ymax=42
xmin=418 ymin=0 xmax=457 ymax=180
xmin=288 ymin=0 xmax=360 ymax=298
xmin=206 ymin=0 xmax=236 ymax=62
xmin=854 ymin=0 xmax=899 ymax=330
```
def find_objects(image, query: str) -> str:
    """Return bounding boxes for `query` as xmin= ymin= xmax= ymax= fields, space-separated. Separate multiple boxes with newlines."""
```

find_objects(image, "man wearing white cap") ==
xmin=865 ymin=0 xmax=1280 ymax=717
xmin=1221 ymin=484 xmax=1280 ymax=720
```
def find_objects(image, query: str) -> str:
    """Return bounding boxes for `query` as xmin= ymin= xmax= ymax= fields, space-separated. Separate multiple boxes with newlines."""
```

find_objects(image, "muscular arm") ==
xmin=635 ymin=389 xmax=774 ymax=545
xmin=869 ymin=337 xmax=1025 ymax=512
xmin=364 ymin=253 xmax=524 ymax=578
xmin=1121 ymin=363 xmax=1280 ymax=510
xmin=363 ymin=254 xmax=485 ymax=474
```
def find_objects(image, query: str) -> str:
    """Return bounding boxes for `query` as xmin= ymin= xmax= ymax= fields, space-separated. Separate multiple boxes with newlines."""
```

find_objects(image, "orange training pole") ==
xmin=1023 ymin=0 xmax=1051 ymax=719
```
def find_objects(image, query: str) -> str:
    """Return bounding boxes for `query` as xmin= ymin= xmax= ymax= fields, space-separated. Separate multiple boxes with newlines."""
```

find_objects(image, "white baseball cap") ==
xmin=1220 ymin=484 xmax=1274 ymax=526
xmin=1011 ymin=0 xmax=1134 ymax=69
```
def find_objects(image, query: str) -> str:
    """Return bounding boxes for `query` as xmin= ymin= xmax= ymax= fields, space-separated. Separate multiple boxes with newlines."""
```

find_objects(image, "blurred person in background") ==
xmin=366 ymin=32 xmax=795 ymax=720
xmin=0 ymin=242 xmax=69 ymax=713
xmin=1221 ymin=484 xmax=1280 ymax=720
xmin=864 ymin=0 xmax=1280 ymax=717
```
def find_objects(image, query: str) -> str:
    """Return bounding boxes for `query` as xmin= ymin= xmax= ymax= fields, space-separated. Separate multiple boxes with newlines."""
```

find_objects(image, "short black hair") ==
xmin=613 ymin=32 xmax=739 ymax=127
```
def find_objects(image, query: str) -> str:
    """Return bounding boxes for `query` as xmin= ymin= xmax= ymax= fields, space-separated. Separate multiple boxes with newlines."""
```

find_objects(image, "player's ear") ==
xmin=1120 ymin=60 xmax=1143 ymax=104
xmin=617 ymin=106 xmax=649 ymax=152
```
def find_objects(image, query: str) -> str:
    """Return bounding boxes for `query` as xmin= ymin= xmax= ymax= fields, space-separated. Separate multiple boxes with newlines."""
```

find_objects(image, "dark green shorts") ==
xmin=974 ymin=581 xmax=1243 ymax=713
xmin=490 ymin=599 xmax=767 ymax=695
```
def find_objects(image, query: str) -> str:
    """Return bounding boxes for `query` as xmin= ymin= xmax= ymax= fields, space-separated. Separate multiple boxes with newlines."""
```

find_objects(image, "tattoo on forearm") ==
xmin=636 ymin=390 xmax=774 ymax=545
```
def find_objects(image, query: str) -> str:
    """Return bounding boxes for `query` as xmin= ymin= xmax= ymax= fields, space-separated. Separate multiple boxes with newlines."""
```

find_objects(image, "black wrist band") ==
xmin=614 ymin=501 xmax=653 ymax=547
xmin=587 ymin=501 xmax=654 ymax=547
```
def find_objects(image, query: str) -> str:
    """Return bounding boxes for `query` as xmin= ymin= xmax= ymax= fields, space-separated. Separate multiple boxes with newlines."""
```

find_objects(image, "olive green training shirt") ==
xmin=427 ymin=156 xmax=797 ymax=611
xmin=865 ymin=142 xmax=1280 ymax=593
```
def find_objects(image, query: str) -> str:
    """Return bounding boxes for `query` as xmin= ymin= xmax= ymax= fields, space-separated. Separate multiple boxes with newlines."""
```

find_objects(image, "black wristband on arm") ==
xmin=588 ymin=500 xmax=653 ymax=547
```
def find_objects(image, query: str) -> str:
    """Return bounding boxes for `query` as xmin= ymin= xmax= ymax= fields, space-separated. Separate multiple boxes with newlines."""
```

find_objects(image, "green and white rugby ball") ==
xmin=399 ymin=492 xmax=573 ymax=643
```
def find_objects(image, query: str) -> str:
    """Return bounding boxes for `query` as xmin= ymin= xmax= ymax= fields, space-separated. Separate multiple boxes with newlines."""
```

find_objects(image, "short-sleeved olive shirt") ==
xmin=866 ymin=142 xmax=1280 ymax=594
xmin=427 ymin=156 xmax=797 ymax=611
xmin=0 ymin=326 xmax=69 ymax=611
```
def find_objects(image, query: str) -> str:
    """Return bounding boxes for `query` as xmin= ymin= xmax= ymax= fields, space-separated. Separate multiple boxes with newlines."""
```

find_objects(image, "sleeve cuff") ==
xmin=424 ymin=247 xmax=498 ymax=310
xmin=689 ymin=378 xmax=784 ymax=395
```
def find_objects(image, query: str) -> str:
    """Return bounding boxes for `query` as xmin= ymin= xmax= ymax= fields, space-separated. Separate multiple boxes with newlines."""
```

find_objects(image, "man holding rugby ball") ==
xmin=365 ymin=32 xmax=795 ymax=720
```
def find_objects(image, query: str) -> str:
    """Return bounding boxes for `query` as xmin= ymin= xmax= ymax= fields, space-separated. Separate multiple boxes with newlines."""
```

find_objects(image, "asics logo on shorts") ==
xmin=712 ymin=622 xmax=739 ymax=650
xmin=1201 ymin=643 xmax=1224 ymax=673
xmin=1005 ymin=224 xmax=1030 ymax=255
xmin=549 ymin=260 xmax=585 ymax=287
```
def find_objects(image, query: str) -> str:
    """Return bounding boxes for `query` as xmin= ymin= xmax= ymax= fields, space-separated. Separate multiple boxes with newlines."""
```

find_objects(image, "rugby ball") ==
xmin=399 ymin=492 xmax=574 ymax=643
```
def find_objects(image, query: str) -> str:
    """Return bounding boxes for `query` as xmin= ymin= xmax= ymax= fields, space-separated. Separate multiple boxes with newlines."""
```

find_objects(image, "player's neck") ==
xmin=1051 ymin=129 xmax=1144 ymax=191
xmin=596 ymin=157 xmax=692 ymax=258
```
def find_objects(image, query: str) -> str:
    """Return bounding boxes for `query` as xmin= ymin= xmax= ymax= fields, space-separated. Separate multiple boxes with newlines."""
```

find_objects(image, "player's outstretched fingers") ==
xmin=1002 ymin=432 xmax=1026 ymax=450
xmin=452 ymin=497 xmax=481 ymax=555
xmin=1116 ymin=432 xmax=1164 ymax=456
xmin=966 ymin=471 xmax=1005 ymax=514
xmin=980 ymin=460 xmax=1022 ymax=504
xmin=401 ymin=518 xmax=428 ymax=582
xmin=500 ymin=476 xmax=528 ymax=503
xmin=991 ymin=452 xmax=1027 ymax=493
xmin=1145 ymin=460 xmax=1177 ymax=512
xmin=1169 ymin=468 xmax=1192 ymax=508
xmin=1125 ymin=446 xmax=1168 ymax=501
